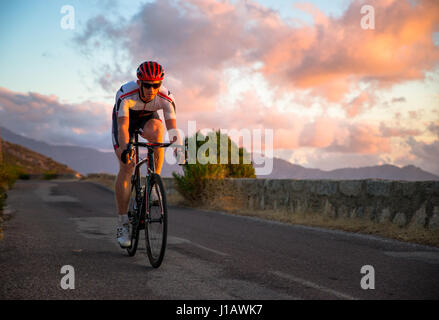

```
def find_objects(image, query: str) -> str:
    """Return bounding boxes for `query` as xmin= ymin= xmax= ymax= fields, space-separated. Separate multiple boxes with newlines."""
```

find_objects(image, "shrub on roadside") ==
xmin=173 ymin=130 xmax=255 ymax=205
xmin=0 ymin=163 xmax=26 ymax=214
xmin=43 ymin=170 xmax=58 ymax=180
xmin=0 ymin=163 xmax=26 ymax=189
xmin=0 ymin=186 xmax=6 ymax=211
xmin=19 ymin=173 xmax=31 ymax=180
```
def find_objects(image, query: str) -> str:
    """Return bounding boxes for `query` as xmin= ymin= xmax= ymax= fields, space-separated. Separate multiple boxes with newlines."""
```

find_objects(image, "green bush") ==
xmin=173 ymin=130 xmax=255 ymax=204
xmin=0 ymin=163 xmax=26 ymax=188
xmin=0 ymin=163 xmax=25 ymax=212
xmin=0 ymin=186 xmax=6 ymax=211
xmin=19 ymin=173 xmax=31 ymax=180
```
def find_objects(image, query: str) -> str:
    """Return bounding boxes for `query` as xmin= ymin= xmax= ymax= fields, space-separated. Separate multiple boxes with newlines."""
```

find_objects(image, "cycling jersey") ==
xmin=111 ymin=81 xmax=176 ymax=150
xmin=114 ymin=81 xmax=176 ymax=120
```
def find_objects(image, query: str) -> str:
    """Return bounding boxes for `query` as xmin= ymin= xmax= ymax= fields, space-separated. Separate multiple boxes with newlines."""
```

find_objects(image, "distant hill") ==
xmin=263 ymin=157 xmax=439 ymax=181
xmin=1 ymin=139 xmax=78 ymax=176
xmin=0 ymin=126 xmax=182 ymax=176
xmin=1 ymin=126 xmax=438 ymax=181
xmin=0 ymin=126 xmax=118 ymax=175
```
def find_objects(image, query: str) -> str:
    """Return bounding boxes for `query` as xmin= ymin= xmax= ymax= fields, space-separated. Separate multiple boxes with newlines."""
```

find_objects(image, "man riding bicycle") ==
xmin=112 ymin=61 xmax=180 ymax=248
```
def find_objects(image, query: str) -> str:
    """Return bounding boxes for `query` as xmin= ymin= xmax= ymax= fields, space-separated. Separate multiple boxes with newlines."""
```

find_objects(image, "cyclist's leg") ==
xmin=112 ymin=106 xmax=135 ymax=217
xmin=114 ymin=158 xmax=135 ymax=216
xmin=114 ymin=159 xmax=134 ymax=247
xmin=112 ymin=108 xmax=136 ymax=247
xmin=141 ymin=114 xmax=165 ymax=175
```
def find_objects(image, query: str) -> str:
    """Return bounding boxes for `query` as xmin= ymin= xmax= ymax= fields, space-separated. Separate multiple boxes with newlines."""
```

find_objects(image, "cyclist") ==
xmin=112 ymin=61 xmax=180 ymax=248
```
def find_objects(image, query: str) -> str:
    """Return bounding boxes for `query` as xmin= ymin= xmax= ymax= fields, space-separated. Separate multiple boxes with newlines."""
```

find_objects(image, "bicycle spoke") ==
xmin=145 ymin=174 xmax=168 ymax=268
xmin=126 ymin=179 xmax=141 ymax=256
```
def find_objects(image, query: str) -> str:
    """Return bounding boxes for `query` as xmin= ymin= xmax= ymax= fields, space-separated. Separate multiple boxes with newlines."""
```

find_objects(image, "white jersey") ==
xmin=114 ymin=81 xmax=176 ymax=120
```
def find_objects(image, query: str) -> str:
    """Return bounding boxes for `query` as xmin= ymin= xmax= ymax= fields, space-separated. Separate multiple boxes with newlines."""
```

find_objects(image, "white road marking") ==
xmin=271 ymin=271 xmax=358 ymax=300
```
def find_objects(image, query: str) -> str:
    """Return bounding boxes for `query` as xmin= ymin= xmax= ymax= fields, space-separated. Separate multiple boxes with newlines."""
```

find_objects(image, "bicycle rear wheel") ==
xmin=126 ymin=181 xmax=141 ymax=256
xmin=145 ymin=173 xmax=168 ymax=268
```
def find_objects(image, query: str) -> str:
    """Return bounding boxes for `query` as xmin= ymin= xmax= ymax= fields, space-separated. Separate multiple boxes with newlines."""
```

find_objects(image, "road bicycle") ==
xmin=123 ymin=129 xmax=185 ymax=268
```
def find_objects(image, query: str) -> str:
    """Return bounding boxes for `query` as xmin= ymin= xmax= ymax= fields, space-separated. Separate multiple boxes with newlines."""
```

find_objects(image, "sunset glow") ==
xmin=0 ymin=0 xmax=438 ymax=174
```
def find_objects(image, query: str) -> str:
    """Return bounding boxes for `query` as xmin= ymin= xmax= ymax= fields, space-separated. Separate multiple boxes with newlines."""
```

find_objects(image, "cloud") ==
xmin=176 ymin=92 xmax=414 ymax=156
xmin=379 ymin=123 xmax=421 ymax=137
xmin=392 ymin=97 xmax=407 ymax=103
xmin=323 ymin=123 xmax=392 ymax=154
xmin=5 ymin=0 xmax=436 ymax=172
xmin=0 ymin=87 xmax=113 ymax=150
xmin=74 ymin=0 xmax=439 ymax=119
xmin=75 ymin=0 xmax=263 ymax=112
xmin=299 ymin=118 xmax=342 ymax=148
xmin=344 ymin=91 xmax=376 ymax=118
xmin=428 ymin=121 xmax=439 ymax=138
xmin=406 ymin=136 xmax=439 ymax=175
xmin=1 ymin=86 xmax=434 ymax=173
xmin=293 ymin=150 xmax=385 ymax=171
xmin=271 ymin=0 xmax=439 ymax=105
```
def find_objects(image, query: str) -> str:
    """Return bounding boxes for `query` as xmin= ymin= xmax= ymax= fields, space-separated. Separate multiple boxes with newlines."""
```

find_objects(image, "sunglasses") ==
xmin=141 ymin=82 xmax=162 ymax=89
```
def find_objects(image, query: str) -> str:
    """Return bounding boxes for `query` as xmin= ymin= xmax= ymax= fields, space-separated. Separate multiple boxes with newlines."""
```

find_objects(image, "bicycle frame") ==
xmin=131 ymin=133 xmax=154 ymax=177
xmin=127 ymin=130 xmax=182 ymax=215
xmin=128 ymin=130 xmax=186 ymax=177
xmin=125 ymin=130 xmax=185 ymax=266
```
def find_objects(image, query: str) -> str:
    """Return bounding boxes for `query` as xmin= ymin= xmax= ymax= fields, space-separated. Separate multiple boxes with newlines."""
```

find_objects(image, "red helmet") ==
xmin=137 ymin=61 xmax=165 ymax=81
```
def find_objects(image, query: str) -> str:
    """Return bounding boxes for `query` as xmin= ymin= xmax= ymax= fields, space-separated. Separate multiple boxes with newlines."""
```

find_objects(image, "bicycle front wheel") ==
xmin=127 ymin=181 xmax=141 ymax=257
xmin=145 ymin=173 xmax=168 ymax=268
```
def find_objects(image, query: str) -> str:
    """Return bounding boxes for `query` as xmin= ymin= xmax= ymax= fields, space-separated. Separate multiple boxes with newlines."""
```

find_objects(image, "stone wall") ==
xmin=162 ymin=178 xmax=439 ymax=231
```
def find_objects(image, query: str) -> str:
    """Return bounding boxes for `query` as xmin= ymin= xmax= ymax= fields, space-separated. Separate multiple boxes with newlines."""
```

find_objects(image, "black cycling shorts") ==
xmin=112 ymin=106 xmax=161 ymax=151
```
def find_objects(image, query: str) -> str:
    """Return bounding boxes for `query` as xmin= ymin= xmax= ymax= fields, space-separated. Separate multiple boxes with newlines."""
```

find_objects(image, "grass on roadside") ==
xmin=170 ymin=180 xmax=439 ymax=248
xmin=81 ymin=173 xmax=116 ymax=190
xmin=43 ymin=170 xmax=58 ymax=180
xmin=0 ymin=162 xmax=27 ymax=240
xmin=0 ymin=163 xmax=26 ymax=188
xmin=221 ymin=208 xmax=439 ymax=248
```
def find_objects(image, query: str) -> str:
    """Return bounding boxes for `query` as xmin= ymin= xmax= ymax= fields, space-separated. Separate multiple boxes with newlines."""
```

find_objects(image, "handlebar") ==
xmin=121 ymin=141 xmax=188 ymax=165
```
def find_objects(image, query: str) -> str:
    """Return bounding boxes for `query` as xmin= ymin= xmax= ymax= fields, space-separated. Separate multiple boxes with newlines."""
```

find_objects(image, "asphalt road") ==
xmin=1 ymin=179 xmax=439 ymax=300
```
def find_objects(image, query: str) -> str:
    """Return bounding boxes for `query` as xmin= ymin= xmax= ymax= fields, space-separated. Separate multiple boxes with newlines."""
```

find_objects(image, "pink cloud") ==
xmin=299 ymin=118 xmax=340 ymax=148
xmin=75 ymin=0 xmax=439 ymax=119
xmin=406 ymin=136 xmax=439 ymax=174
xmin=0 ymin=87 xmax=112 ymax=149
xmin=345 ymin=91 xmax=376 ymax=118
xmin=326 ymin=124 xmax=392 ymax=154
xmin=1 ymin=86 xmax=433 ymax=173
xmin=261 ymin=0 xmax=439 ymax=101
xmin=379 ymin=123 xmax=421 ymax=137
xmin=175 ymin=93 xmax=409 ymax=156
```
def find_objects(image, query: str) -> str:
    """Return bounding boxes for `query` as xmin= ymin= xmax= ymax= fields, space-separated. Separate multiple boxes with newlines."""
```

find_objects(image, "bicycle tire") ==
xmin=145 ymin=173 xmax=168 ymax=268
xmin=126 ymin=179 xmax=142 ymax=256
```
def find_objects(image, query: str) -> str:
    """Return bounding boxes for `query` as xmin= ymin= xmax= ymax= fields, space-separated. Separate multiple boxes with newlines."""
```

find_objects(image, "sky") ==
xmin=0 ymin=0 xmax=439 ymax=175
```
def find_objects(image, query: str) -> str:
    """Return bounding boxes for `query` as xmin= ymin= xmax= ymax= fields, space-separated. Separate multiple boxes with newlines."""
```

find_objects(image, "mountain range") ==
xmin=1 ymin=126 xmax=438 ymax=181
xmin=1 ymin=139 xmax=78 ymax=176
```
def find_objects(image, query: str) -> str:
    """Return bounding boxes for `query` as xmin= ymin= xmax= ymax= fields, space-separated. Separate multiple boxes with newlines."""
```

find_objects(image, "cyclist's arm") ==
xmin=165 ymin=119 xmax=182 ymax=145
xmin=117 ymin=116 xmax=130 ymax=157
xmin=165 ymin=119 xmax=176 ymax=129
xmin=162 ymin=93 xmax=181 ymax=144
